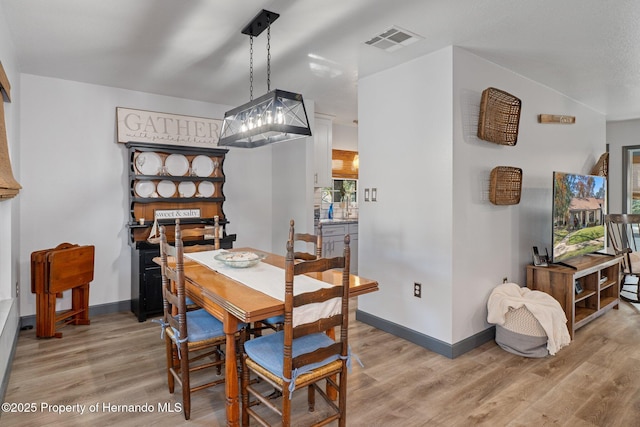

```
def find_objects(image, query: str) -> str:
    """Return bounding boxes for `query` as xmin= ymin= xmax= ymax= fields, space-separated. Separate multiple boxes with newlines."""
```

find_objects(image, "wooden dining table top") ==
xmin=175 ymin=247 xmax=379 ymax=323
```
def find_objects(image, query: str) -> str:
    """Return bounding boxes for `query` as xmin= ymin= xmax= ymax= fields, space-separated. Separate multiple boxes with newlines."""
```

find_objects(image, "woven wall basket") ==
xmin=489 ymin=166 xmax=523 ymax=205
xmin=477 ymin=87 xmax=522 ymax=146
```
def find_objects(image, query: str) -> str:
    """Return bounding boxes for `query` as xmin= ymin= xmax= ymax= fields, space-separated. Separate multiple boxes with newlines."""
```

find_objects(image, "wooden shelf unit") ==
xmin=526 ymin=254 xmax=622 ymax=339
xmin=126 ymin=142 xmax=230 ymax=243
xmin=125 ymin=142 xmax=236 ymax=321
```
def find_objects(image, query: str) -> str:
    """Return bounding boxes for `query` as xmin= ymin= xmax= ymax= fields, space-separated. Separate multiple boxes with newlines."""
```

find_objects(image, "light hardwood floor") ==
xmin=2 ymin=300 xmax=640 ymax=426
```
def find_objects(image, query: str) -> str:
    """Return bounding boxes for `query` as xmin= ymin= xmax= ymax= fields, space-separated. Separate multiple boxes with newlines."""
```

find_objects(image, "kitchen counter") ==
xmin=317 ymin=218 xmax=358 ymax=225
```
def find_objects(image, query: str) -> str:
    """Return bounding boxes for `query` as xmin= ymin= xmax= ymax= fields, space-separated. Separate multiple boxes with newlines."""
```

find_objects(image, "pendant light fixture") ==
xmin=218 ymin=9 xmax=312 ymax=148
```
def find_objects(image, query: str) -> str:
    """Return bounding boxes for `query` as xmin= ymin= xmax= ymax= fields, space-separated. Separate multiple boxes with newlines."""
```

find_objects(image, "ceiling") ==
xmin=3 ymin=0 xmax=640 ymax=125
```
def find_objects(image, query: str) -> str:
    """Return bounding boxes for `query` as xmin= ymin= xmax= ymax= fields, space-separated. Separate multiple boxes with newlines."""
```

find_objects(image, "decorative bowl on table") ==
xmin=214 ymin=251 xmax=266 ymax=268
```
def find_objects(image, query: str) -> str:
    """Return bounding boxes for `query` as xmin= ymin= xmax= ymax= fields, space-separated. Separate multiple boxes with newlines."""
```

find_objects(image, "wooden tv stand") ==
xmin=526 ymin=254 xmax=622 ymax=339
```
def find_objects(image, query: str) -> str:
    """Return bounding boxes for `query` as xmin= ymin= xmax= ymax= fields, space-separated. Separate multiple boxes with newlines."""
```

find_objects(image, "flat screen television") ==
xmin=552 ymin=171 xmax=607 ymax=263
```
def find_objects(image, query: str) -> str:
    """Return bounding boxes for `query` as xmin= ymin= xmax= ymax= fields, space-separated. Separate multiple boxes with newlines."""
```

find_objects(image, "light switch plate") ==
xmin=371 ymin=188 xmax=377 ymax=202
xmin=364 ymin=188 xmax=370 ymax=202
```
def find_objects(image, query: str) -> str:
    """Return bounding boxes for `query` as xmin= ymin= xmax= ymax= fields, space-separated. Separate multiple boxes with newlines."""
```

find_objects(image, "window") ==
xmin=623 ymin=146 xmax=640 ymax=213
xmin=332 ymin=179 xmax=357 ymax=204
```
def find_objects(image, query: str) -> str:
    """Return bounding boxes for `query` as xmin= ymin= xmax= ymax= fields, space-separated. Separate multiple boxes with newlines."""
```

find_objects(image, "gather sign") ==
xmin=116 ymin=107 xmax=223 ymax=148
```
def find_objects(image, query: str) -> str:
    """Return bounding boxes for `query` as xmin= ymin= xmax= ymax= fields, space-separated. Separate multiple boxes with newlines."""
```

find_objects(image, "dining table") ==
xmin=173 ymin=247 xmax=379 ymax=427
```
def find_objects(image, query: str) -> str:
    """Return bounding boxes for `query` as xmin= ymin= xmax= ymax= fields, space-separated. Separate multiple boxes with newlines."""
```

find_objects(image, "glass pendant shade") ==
xmin=218 ymin=89 xmax=311 ymax=148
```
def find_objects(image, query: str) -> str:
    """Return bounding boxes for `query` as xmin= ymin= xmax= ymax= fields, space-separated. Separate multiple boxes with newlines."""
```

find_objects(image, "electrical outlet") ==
xmin=414 ymin=282 xmax=422 ymax=298
xmin=503 ymin=277 xmax=508 ymax=284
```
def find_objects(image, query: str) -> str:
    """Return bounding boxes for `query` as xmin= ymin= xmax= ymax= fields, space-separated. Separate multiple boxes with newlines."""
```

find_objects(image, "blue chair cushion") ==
xmin=185 ymin=296 xmax=196 ymax=306
xmin=244 ymin=330 xmax=339 ymax=380
xmin=182 ymin=309 xmax=224 ymax=342
xmin=262 ymin=315 xmax=284 ymax=325
xmin=175 ymin=309 xmax=246 ymax=342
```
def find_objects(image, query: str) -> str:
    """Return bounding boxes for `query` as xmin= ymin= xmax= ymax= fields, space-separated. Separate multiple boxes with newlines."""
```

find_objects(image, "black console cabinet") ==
xmin=131 ymin=245 xmax=164 ymax=322
xmin=131 ymin=237 xmax=235 ymax=322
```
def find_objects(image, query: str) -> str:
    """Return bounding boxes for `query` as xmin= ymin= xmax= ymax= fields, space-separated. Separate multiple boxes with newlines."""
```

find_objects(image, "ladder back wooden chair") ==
xmin=158 ymin=219 xmax=245 ymax=420
xmin=180 ymin=214 xmax=222 ymax=252
xmin=241 ymin=220 xmax=351 ymax=426
xmin=172 ymin=216 xmax=222 ymax=310
xmin=146 ymin=213 xmax=220 ymax=247
xmin=258 ymin=221 xmax=324 ymax=334
xmin=290 ymin=219 xmax=323 ymax=261
xmin=605 ymin=213 xmax=640 ymax=302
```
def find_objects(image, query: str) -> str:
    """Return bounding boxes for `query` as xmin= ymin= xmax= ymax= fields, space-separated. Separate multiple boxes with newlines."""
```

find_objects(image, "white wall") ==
xmin=332 ymin=123 xmax=358 ymax=151
xmin=606 ymin=119 xmax=640 ymax=213
xmin=358 ymin=47 xmax=455 ymax=343
xmin=271 ymin=128 xmax=316 ymax=255
xmin=357 ymin=46 xmax=606 ymax=347
xmin=451 ymin=48 xmax=605 ymax=342
xmin=17 ymin=74 xmax=276 ymax=317
xmin=0 ymin=1 xmax=20 ymax=303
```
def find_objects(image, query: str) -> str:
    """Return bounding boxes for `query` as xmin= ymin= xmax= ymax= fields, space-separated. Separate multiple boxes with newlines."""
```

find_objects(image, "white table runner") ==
xmin=185 ymin=250 xmax=340 ymax=327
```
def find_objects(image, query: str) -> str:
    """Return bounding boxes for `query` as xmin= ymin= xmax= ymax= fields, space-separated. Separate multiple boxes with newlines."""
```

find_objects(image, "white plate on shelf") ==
xmin=178 ymin=181 xmax=196 ymax=198
xmin=135 ymin=152 xmax=162 ymax=175
xmin=165 ymin=154 xmax=189 ymax=176
xmin=134 ymin=181 xmax=155 ymax=198
xmin=197 ymin=181 xmax=215 ymax=198
xmin=157 ymin=180 xmax=176 ymax=198
xmin=191 ymin=155 xmax=215 ymax=177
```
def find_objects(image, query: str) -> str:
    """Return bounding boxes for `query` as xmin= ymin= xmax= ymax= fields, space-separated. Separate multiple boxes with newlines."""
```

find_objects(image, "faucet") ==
xmin=346 ymin=202 xmax=357 ymax=218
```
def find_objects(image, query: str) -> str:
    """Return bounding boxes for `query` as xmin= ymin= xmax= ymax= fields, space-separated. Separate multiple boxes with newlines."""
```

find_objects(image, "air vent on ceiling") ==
xmin=365 ymin=26 xmax=423 ymax=52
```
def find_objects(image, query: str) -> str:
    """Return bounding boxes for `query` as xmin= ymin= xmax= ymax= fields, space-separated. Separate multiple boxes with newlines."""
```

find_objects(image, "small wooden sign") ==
xmin=154 ymin=209 xmax=201 ymax=220
xmin=116 ymin=107 xmax=222 ymax=148
xmin=538 ymin=114 xmax=575 ymax=124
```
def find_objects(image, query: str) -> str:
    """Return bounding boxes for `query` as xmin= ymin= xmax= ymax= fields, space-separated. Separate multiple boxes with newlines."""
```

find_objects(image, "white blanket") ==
xmin=487 ymin=283 xmax=570 ymax=355
xmin=185 ymin=250 xmax=340 ymax=327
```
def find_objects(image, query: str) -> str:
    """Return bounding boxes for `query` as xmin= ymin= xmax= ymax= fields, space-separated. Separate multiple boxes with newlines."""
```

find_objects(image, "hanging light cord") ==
xmin=249 ymin=35 xmax=254 ymax=101
xmin=267 ymin=16 xmax=271 ymax=92
xmin=248 ymin=15 xmax=270 ymax=100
